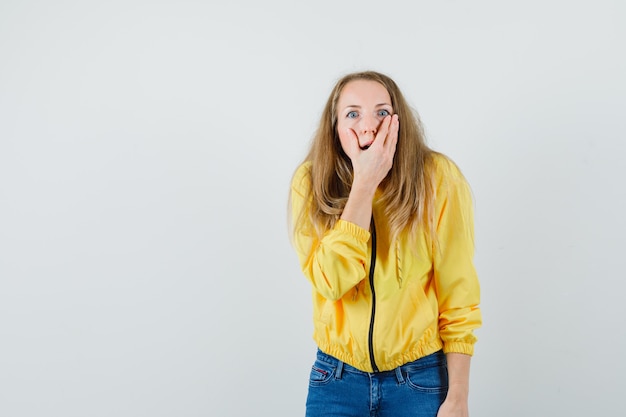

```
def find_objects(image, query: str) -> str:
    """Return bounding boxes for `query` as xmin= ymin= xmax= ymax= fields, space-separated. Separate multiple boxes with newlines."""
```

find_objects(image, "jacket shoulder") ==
xmin=429 ymin=152 xmax=465 ymax=183
xmin=291 ymin=161 xmax=312 ymax=196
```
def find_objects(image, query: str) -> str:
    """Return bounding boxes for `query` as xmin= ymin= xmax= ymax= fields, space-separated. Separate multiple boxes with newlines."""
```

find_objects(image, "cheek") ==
xmin=335 ymin=118 xmax=351 ymax=150
xmin=336 ymin=129 xmax=350 ymax=154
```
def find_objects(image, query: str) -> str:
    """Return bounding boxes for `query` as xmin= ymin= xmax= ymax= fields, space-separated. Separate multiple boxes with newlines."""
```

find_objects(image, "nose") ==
xmin=360 ymin=114 xmax=379 ymax=135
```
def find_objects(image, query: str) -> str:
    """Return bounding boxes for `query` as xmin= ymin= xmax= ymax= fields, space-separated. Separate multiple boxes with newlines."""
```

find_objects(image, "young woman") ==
xmin=289 ymin=71 xmax=482 ymax=417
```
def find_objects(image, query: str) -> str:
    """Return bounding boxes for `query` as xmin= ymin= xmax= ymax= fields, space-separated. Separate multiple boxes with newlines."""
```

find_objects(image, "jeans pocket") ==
xmin=405 ymin=363 xmax=448 ymax=394
xmin=308 ymin=359 xmax=336 ymax=386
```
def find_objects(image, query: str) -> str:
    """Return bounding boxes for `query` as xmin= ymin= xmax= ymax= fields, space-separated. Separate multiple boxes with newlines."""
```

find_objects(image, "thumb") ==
xmin=342 ymin=128 xmax=361 ymax=160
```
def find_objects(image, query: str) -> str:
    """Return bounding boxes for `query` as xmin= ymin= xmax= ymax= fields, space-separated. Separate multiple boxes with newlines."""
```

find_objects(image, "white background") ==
xmin=1 ymin=0 xmax=624 ymax=416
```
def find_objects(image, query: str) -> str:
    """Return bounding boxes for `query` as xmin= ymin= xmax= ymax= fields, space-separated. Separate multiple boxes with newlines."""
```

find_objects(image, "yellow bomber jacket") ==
xmin=291 ymin=154 xmax=482 ymax=372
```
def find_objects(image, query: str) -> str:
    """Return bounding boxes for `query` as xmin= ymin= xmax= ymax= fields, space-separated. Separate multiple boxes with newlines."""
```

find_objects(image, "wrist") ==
xmin=445 ymin=385 xmax=468 ymax=403
xmin=350 ymin=178 xmax=377 ymax=198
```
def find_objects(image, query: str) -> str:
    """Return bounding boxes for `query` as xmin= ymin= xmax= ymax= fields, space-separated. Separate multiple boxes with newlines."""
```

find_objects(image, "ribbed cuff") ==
xmin=442 ymin=341 xmax=475 ymax=356
xmin=335 ymin=219 xmax=371 ymax=242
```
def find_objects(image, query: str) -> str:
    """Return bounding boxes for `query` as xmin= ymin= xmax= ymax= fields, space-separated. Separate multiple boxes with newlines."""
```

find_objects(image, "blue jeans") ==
xmin=306 ymin=349 xmax=448 ymax=417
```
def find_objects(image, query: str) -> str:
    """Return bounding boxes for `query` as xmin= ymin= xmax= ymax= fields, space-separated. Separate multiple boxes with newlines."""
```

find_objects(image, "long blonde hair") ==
xmin=292 ymin=71 xmax=438 ymax=245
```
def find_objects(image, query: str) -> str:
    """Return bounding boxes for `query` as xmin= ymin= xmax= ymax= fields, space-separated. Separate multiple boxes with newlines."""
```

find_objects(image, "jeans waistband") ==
xmin=315 ymin=348 xmax=446 ymax=381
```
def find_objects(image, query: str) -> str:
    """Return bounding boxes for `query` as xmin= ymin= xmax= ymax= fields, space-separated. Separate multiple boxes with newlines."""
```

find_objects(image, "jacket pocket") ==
xmin=396 ymin=277 xmax=436 ymax=329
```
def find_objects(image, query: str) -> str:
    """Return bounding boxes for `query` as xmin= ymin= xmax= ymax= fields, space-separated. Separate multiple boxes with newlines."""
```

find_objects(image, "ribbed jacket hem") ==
xmin=316 ymin=339 xmax=448 ymax=373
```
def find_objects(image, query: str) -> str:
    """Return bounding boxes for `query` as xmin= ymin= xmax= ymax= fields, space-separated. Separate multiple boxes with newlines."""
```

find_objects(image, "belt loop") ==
xmin=335 ymin=360 xmax=344 ymax=380
xmin=395 ymin=366 xmax=405 ymax=384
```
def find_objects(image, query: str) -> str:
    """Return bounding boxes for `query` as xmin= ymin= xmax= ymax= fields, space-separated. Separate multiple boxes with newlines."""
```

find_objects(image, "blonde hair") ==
xmin=292 ymin=71 xmax=438 ymax=245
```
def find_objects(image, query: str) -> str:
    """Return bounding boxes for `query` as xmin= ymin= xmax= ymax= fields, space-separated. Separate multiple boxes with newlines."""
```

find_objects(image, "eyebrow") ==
xmin=342 ymin=103 xmax=392 ymax=109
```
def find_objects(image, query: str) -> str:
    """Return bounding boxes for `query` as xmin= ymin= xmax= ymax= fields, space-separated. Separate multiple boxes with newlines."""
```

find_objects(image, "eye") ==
xmin=347 ymin=111 xmax=359 ymax=119
xmin=377 ymin=109 xmax=390 ymax=117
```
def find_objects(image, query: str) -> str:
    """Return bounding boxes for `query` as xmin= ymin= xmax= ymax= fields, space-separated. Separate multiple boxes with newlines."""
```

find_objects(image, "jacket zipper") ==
xmin=368 ymin=217 xmax=379 ymax=372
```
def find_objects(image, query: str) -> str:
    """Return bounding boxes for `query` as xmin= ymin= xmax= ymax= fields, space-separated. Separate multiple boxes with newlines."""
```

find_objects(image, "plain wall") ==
xmin=1 ymin=0 xmax=624 ymax=415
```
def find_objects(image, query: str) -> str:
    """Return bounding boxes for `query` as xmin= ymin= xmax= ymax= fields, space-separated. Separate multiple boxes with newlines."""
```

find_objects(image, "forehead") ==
xmin=338 ymin=80 xmax=391 ymax=106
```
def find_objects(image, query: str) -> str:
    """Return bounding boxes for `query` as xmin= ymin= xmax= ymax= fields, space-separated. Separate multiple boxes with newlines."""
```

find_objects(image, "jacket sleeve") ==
xmin=432 ymin=158 xmax=482 ymax=355
xmin=290 ymin=163 xmax=370 ymax=301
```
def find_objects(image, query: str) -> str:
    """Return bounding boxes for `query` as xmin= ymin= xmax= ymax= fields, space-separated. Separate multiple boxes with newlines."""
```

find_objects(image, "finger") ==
xmin=371 ymin=115 xmax=392 ymax=150
xmin=381 ymin=115 xmax=399 ymax=163
xmin=387 ymin=114 xmax=399 ymax=151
